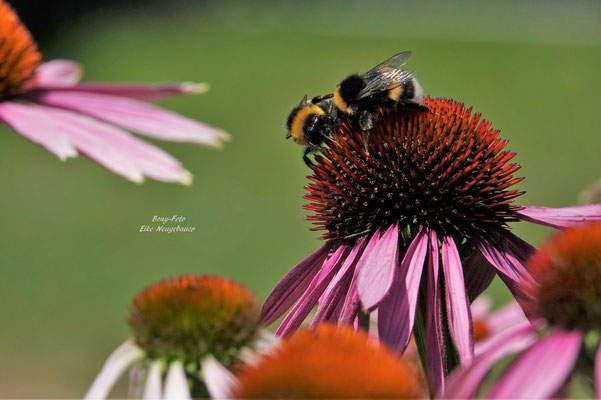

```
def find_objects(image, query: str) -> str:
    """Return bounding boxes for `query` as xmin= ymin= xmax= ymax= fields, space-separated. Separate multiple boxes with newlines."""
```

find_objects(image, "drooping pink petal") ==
xmin=339 ymin=233 xmax=381 ymax=324
xmin=441 ymin=321 xmax=537 ymax=399
xmin=486 ymin=301 xmax=527 ymax=336
xmin=0 ymin=101 xmax=77 ymax=160
xmin=163 ymin=361 xmax=191 ymax=400
xmin=276 ymin=245 xmax=348 ymax=337
xmin=517 ymin=205 xmax=601 ymax=229
xmin=357 ymin=224 xmax=399 ymax=311
xmin=378 ymin=227 xmax=428 ymax=353
xmin=462 ymin=248 xmax=496 ymax=302
xmin=31 ymin=90 xmax=229 ymax=147
xmin=442 ymin=235 xmax=474 ymax=366
xmin=474 ymin=238 xmax=520 ymax=282
xmin=201 ymin=355 xmax=238 ymax=400
xmin=142 ymin=360 xmax=163 ymax=399
xmin=33 ymin=82 xmax=208 ymax=101
xmin=425 ymin=229 xmax=446 ymax=394
xmin=261 ymin=243 xmax=333 ymax=326
xmin=34 ymin=105 xmax=194 ymax=184
xmin=311 ymin=240 xmax=364 ymax=328
xmin=502 ymin=231 xmax=535 ymax=264
xmin=596 ymin=344 xmax=601 ymax=399
xmin=34 ymin=60 xmax=82 ymax=86
xmin=488 ymin=329 xmax=583 ymax=399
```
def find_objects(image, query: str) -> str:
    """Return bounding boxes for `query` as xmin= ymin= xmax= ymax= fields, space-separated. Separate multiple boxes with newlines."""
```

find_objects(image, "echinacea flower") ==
xmin=261 ymin=97 xmax=601 ymax=392
xmin=85 ymin=275 xmax=270 ymax=399
xmin=203 ymin=323 xmax=426 ymax=399
xmin=444 ymin=223 xmax=601 ymax=399
xmin=0 ymin=0 xmax=228 ymax=184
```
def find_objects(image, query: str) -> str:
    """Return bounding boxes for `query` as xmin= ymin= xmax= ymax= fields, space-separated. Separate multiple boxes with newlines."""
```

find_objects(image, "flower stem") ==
xmin=357 ymin=309 xmax=370 ymax=332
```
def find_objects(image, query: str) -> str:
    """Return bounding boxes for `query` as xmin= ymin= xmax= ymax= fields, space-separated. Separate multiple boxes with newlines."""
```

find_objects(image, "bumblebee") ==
xmin=286 ymin=94 xmax=337 ymax=166
xmin=332 ymin=51 xmax=424 ymax=143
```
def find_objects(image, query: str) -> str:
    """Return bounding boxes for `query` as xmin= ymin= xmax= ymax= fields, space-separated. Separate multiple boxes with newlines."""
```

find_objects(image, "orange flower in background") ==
xmin=0 ymin=0 xmax=228 ymax=184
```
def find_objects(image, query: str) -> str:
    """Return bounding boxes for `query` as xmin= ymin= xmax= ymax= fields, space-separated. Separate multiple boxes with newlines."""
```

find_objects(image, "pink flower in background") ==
xmin=260 ymin=98 xmax=601 ymax=393
xmin=470 ymin=296 xmax=528 ymax=353
xmin=443 ymin=223 xmax=601 ymax=399
xmin=0 ymin=0 xmax=228 ymax=184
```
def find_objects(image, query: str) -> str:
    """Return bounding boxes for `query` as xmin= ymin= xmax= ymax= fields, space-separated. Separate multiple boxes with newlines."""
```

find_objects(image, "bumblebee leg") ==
xmin=359 ymin=111 xmax=373 ymax=150
xmin=303 ymin=147 xmax=314 ymax=167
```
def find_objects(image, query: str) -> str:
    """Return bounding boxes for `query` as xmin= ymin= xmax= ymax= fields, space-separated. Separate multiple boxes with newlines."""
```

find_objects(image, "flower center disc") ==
xmin=527 ymin=223 xmax=601 ymax=331
xmin=305 ymin=98 xmax=524 ymax=241
xmin=0 ymin=0 xmax=41 ymax=99
xmin=128 ymin=275 xmax=260 ymax=364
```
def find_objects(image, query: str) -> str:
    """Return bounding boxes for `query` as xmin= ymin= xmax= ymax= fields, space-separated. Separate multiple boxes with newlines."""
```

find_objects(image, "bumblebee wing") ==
xmin=355 ymin=68 xmax=416 ymax=100
xmin=370 ymin=51 xmax=413 ymax=70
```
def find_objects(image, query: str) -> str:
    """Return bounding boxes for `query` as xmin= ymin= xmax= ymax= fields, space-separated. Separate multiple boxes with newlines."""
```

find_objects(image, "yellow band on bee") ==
xmin=291 ymin=105 xmax=325 ymax=145
xmin=334 ymin=87 xmax=354 ymax=115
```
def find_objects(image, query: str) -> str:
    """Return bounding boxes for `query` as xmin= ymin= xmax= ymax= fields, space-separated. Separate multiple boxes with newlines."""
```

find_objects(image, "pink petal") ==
xmin=378 ymin=227 xmax=428 ymax=353
xmin=34 ymin=60 xmax=82 ymax=86
xmin=596 ymin=344 xmax=601 ymax=399
xmin=311 ymin=240 xmax=364 ymax=328
xmin=0 ymin=102 xmax=77 ymax=160
xmin=31 ymin=90 xmax=229 ymax=146
xmin=34 ymin=82 xmax=208 ymax=101
xmin=486 ymin=301 xmax=527 ymax=336
xmin=442 ymin=236 xmax=474 ymax=366
xmin=276 ymin=245 xmax=348 ymax=337
xmin=34 ymin=105 xmax=193 ymax=184
xmin=462 ymin=248 xmax=496 ymax=302
xmin=470 ymin=296 xmax=492 ymax=321
xmin=517 ymin=205 xmax=601 ymax=229
xmin=261 ymin=243 xmax=333 ymax=326
xmin=357 ymin=224 xmax=399 ymax=311
xmin=425 ymin=229 xmax=446 ymax=394
xmin=441 ymin=321 xmax=537 ymax=399
xmin=488 ymin=329 xmax=582 ymax=399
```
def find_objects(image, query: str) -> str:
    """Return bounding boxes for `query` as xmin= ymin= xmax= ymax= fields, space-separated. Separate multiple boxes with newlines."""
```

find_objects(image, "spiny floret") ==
xmin=525 ymin=223 xmax=601 ymax=331
xmin=128 ymin=275 xmax=260 ymax=366
xmin=0 ymin=0 xmax=41 ymax=98
xmin=232 ymin=324 xmax=425 ymax=398
xmin=305 ymin=97 xmax=524 ymax=241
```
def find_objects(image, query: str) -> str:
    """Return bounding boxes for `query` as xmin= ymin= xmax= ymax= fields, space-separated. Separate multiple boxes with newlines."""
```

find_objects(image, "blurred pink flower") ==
xmin=443 ymin=223 xmax=601 ymax=399
xmin=0 ymin=0 xmax=228 ymax=184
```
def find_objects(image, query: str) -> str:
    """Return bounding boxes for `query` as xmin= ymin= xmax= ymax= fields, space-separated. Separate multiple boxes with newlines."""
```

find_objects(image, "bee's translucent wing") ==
xmin=369 ymin=51 xmax=413 ymax=71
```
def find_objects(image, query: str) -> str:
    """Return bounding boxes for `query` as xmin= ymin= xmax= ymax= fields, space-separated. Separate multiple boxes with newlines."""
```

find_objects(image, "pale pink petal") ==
xmin=84 ymin=339 xmax=144 ymax=399
xmin=32 ymin=90 xmax=229 ymax=146
xmin=276 ymin=245 xmax=348 ymax=337
xmin=0 ymin=102 xmax=77 ymax=160
xmin=163 ymin=361 xmax=191 ymax=400
xmin=486 ymin=301 xmax=527 ymax=335
xmin=378 ymin=227 xmax=428 ymax=353
xmin=339 ymin=233 xmax=380 ymax=324
xmin=357 ymin=224 xmax=399 ymax=311
xmin=470 ymin=296 xmax=492 ymax=321
xmin=441 ymin=321 xmax=537 ymax=399
xmin=442 ymin=235 xmax=474 ymax=366
xmin=34 ymin=81 xmax=208 ymax=100
xmin=488 ymin=329 xmax=582 ymax=399
xmin=142 ymin=360 xmax=163 ymax=399
xmin=596 ymin=344 xmax=601 ymax=399
xmin=312 ymin=240 xmax=364 ymax=328
xmin=201 ymin=355 xmax=238 ymax=400
xmin=34 ymin=105 xmax=194 ymax=184
xmin=34 ymin=60 xmax=82 ymax=86
xmin=261 ymin=243 xmax=333 ymax=326
xmin=462 ymin=248 xmax=496 ymax=302
xmin=425 ymin=229 xmax=446 ymax=394
xmin=28 ymin=105 xmax=144 ymax=183
xmin=517 ymin=205 xmax=601 ymax=229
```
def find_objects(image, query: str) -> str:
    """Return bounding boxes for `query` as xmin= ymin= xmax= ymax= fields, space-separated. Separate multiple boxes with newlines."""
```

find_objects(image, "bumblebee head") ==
xmin=286 ymin=95 xmax=331 ymax=146
xmin=286 ymin=95 xmax=310 ymax=139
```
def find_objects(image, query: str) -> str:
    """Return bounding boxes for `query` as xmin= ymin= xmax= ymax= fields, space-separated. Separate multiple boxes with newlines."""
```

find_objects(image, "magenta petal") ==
xmin=518 ymin=205 xmax=601 ymax=229
xmin=34 ymin=106 xmax=194 ymax=184
xmin=442 ymin=236 xmax=474 ymax=366
xmin=488 ymin=329 xmax=582 ymax=399
xmin=596 ymin=344 xmax=601 ymax=399
xmin=462 ymin=248 xmax=496 ymax=302
xmin=311 ymin=240 xmax=363 ymax=328
xmin=378 ymin=227 xmax=428 ymax=353
xmin=32 ymin=90 xmax=229 ymax=146
xmin=425 ymin=229 xmax=446 ymax=394
xmin=357 ymin=224 xmax=399 ymax=311
xmin=0 ymin=102 xmax=77 ymax=160
xmin=442 ymin=321 xmax=537 ymax=399
xmin=34 ymin=82 xmax=208 ymax=101
xmin=261 ymin=243 xmax=333 ymax=326
xmin=34 ymin=60 xmax=82 ymax=86
xmin=276 ymin=246 xmax=348 ymax=337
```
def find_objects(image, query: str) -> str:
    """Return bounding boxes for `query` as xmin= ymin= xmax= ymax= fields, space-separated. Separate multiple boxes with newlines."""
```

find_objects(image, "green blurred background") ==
xmin=0 ymin=0 xmax=600 ymax=397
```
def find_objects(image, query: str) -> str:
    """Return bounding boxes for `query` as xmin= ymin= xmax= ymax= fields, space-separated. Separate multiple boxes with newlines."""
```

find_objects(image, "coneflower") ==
xmin=0 ymin=0 xmax=228 ymax=184
xmin=444 ymin=223 xmax=601 ymax=399
xmin=85 ymin=275 xmax=271 ymax=399
xmin=203 ymin=324 xmax=426 ymax=399
xmin=261 ymin=97 xmax=601 ymax=392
